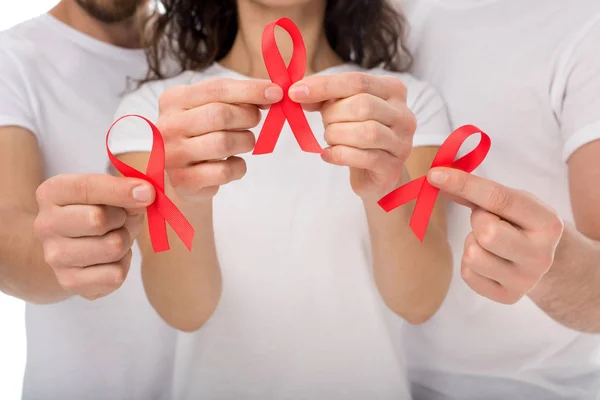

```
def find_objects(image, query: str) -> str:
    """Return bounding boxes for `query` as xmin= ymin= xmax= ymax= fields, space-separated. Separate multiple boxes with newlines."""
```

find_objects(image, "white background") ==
xmin=0 ymin=2 xmax=60 ymax=399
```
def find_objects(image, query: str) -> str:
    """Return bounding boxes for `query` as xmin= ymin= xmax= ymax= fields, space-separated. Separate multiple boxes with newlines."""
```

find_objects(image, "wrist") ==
xmin=361 ymin=165 xmax=411 ymax=205
xmin=529 ymin=221 xmax=570 ymax=299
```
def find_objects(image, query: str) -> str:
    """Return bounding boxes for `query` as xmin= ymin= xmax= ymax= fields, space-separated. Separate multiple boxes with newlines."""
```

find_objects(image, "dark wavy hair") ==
xmin=142 ymin=0 xmax=412 ymax=83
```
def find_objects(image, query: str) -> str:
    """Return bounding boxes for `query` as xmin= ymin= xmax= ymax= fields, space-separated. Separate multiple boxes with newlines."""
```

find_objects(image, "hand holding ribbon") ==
xmin=421 ymin=135 xmax=563 ymax=306
xmin=106 ymin=115 xmax=195 ymax=253
xmin=378 ymin=125 xmax=491 ymax=241
xmin=288 ymin=70 xmax=417 ymax=200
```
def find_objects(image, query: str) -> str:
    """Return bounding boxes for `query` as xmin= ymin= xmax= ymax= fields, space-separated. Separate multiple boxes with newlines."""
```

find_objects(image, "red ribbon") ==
xmin=253 ymin=18 xmax=322 ymax=155
xmin=106 ymin=114 xmax=195 ymax=253
xmin=378 ymin=125 xmax=491 ymax=242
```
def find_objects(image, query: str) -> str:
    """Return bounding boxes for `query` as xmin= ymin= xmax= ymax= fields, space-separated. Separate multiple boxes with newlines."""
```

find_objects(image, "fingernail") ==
xmin=264 ymin=85 xmax=283 ymax=101
xmin=289 ymin=84 xmax=309 ymax=99
xmin=132 ymin=185 xmax=152 ymax=202
xmin=428 ymin=170 xmax=447 ymax=184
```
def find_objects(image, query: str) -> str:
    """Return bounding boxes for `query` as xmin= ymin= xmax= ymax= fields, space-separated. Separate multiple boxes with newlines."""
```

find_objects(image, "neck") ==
xmin=49 ymin=0 xmax=146 ymax=49
xmin=220 ymin=0 xmax=342 ymax=79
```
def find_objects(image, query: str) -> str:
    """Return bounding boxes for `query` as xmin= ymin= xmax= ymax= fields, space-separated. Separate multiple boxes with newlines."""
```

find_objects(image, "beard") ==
xmin=75 ymin=0 xmax=146 ymax=24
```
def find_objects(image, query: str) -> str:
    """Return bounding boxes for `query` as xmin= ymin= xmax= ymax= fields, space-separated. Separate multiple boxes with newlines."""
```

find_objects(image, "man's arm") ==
xmin=0 ymin=127 xmax=69 ymax=303
xmin=366 ymin=147 xmax=452 ymax=324
xmin=529 ymin=140 xmax=600 ymax=333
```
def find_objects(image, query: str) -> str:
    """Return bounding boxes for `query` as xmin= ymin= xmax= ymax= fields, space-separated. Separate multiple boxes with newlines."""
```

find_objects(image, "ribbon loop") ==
xmin=106 ymin=114 xmax=195 ymax=252
xmin=253 ymin=18 xmax=322 ymax=155
xmin=378 ymin=125 xmax=491 ymax=241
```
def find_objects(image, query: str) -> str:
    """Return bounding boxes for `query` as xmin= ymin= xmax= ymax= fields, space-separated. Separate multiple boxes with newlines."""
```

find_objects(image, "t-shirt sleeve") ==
xmin=107 ymin=83 xmax=162 ymax=156
xmin=557 ymin=15 xmax=600 ymax=162
xmin=405 ymin=78 xmax=451 ymax=147
xmin=0 ymin=42 xmax=38 ymax=136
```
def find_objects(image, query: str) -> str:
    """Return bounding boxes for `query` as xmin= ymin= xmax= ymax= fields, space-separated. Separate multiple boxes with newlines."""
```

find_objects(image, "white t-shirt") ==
xmin=108 ymin=62 xmax=450 ymax=399
xmin=0 ymin=15 xmax=177 ymax=400
xmin=403 ymin=1 xmax=600 ymax=399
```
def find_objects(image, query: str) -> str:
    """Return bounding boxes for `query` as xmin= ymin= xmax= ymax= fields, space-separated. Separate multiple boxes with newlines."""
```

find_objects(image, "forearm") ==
xmin=365 ymin=169 xmax=452 ymax=324
xmin=529 ymin=222 xmax=600 ymax=333
xmin=0 ymin=207 xmax=69 ymax=304
xmin=141 ymin=195 xmax=222 ymax=332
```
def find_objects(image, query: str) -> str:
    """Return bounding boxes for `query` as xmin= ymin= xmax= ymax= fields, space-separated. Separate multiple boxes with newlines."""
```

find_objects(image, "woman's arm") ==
xmin=114 ymin=79 xmax=284 ymax=332
xmin=117 ymin=152 xmax=222 ymax=332
xmin=289 ymin=71 xmax=453 ymax=323
xmin=365 ymin=147 xmax=451 ymax=324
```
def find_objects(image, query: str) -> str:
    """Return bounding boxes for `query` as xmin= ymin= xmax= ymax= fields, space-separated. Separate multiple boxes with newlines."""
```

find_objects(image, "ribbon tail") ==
xmin=147 ymin=204 xmax=170 ymax=253
xmin=283 ymin=99 xmax=322 ymax=154
xmin=409 ymin=182 xmax=441 ymax=242
xmin=254 ymin=104 xmax=286 ymax=155
xmin=377 ymin=177 xmax=425 ymax=212
xmin=154 ymin=191 xmax=195 ymax=251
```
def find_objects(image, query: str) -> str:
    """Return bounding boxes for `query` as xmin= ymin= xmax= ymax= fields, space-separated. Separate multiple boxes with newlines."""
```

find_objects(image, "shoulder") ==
xmin=0 ymin=26 xmax=38 ymax=75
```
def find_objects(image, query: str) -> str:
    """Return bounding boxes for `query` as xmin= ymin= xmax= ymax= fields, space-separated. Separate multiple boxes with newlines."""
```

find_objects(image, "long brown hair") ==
xmin=142 ymin=0 xmax=412 ymax=83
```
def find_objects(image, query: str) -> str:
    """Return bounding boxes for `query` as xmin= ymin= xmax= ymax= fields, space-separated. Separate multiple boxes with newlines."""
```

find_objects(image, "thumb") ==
xmin=427 ymin=168 xmax=475 ymax=209
xmin=124 ymin=181 xmax=156 ymax=216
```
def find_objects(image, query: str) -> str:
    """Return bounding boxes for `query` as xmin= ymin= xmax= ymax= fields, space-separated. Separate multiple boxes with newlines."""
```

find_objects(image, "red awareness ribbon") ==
xmin=106 ymin=114 xmax=195 ymax=253
xmin=253 ymin=18 xmax=322 ymax=155
xmin=378 ymin=125 xmax=491 ymax=242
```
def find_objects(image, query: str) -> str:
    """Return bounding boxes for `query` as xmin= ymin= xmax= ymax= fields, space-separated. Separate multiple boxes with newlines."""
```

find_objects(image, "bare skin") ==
xmin=117 ymin=0 xmax=452 ymax=331
xmin=0 ymin=0 xmax=150 ymax=303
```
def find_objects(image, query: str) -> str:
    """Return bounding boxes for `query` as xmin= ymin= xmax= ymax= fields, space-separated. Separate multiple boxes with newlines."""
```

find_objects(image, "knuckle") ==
xmin=159 ymin=85 xmax=187 ymax=112
xmin=477 ymin=221 xmax=498 ymax=249
xmin=157 ymin=115 xmax=179 ymax=138
xmin=207 ymin=103 xmax=232 ymax=129
xmin=44 ymin=243 xmax=64 ymax=268
xmin=215 ymin=163 xmax=235 ymax=183
xmin=365 ymin=148 xmax=382 ymax=169
xmin=460 ymin=265 xmax=473 ymax=282
xmin=402 ymin=106 xmax=417 ymax=135
xmin=169 ymin=169 xmax=198 ymax=196
xmin=111 ymin=267 xmax=128 ymax=288
xmin=489 ymin=184 xmax=512 ymax=213
xmin=355 ymin=94 xmax=374 ymax=120
xmin=71 ymin=177 xmax=91 ymax=205
xmin=106 ymin=230 xmax=130 ymax=258
xmin=455 ymin=175 xmax=470 ymax=195
xmin=35 ymin=181 xmax=53 ymax=205
xmin=546 ymin=216 xmax=564 ymax=238
xmin=205 ymin=79 xmax=229 ymax=101
xmin=362 ymin=120 xmax=380 ymax=144
xmin=247 ymin=106 xmax=261 ymax=127
xmin=318 ymin=77 xmax=330 ymax=97
xmin=87 ymin=207 xmax=108 ymax=232
xmin=33 ymin=215 xmax=51 ymax=238
xmin=56 ymin=271 xmax=80 ymax=292
xmin=213 ymin=131 xmax=235 ymax=155
xmin=167 ymin=169 xmax=185 ymax=189
xmin=349 ymin=73 xmax=370 ymax=93
xmin=463 ymin=242 xmax=479 ymax=265
xmin=199 ymin=185 xmax=220 ymax=198
xmin=392 ymin=77 xmax=408 ymax=98
xmin=165 ymin=142 xmax=187 ymax=170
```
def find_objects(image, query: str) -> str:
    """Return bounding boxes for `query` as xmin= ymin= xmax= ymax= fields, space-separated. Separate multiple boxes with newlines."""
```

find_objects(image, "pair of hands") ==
xmin=34 ymin=72 xmax=413 ymax=300
xmin=33 ymin=72 xmax=563 ymax=304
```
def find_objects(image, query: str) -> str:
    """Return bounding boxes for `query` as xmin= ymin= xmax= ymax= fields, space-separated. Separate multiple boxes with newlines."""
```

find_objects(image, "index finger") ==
xmin=288 ymin=72 xmax=407 ymax=104
xmin=161 ymin=78 xmax=283 ymax=111
xmin=37 ymin=174 xmax=155 ymax=210
xmin=427 ymin=167 xmax=555 ymax=230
